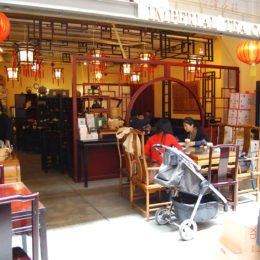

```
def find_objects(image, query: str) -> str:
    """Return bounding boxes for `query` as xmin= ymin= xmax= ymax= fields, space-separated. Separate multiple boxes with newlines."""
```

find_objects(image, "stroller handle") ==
xmin=153 ymin=144 xmax=174 ymax=157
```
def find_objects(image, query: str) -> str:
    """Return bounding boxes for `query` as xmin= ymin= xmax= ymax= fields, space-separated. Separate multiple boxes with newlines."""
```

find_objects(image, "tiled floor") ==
xmin=13 ymin=151 xmax=260 ymax=260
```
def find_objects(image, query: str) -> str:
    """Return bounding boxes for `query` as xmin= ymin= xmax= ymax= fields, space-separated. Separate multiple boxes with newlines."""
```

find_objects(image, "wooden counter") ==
xmin=0 ymin=155 xmax=21 ymax=183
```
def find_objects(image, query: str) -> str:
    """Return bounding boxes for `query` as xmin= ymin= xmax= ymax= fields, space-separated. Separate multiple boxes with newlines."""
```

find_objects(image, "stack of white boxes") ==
xmin=215 ymin=210 xmax=260 ymax=260
xmin=228 ymin=93 xmax=253 ymax=125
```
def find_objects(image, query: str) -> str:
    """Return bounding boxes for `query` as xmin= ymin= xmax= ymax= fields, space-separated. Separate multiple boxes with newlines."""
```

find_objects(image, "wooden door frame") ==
xmin=125 ymin=76 xmax=204 ymax=127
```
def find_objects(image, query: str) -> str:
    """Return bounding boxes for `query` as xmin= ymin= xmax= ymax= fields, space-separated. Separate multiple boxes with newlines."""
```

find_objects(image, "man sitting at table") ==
xmin=183 ymin=117 xmax=209 ymax=147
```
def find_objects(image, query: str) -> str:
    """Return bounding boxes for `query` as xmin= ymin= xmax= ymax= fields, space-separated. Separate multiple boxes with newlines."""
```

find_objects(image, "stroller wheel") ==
xmin=179 ymin=220 xmax=197 ymax=241
xmin=155 ymin=207 xmax=171 ymax=225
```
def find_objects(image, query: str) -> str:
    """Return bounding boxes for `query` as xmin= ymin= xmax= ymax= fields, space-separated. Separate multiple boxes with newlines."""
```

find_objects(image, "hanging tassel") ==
xmin=3 ymin=68 xmax=6 ymax=86
xmin=42 ymin=63 xmax=44 ymax=78
xmin=20 ymin=69 xmax=22 ymax=88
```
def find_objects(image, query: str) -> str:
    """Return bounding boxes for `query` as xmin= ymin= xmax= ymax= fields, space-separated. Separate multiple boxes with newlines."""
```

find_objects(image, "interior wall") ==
xmin=0 ymin=63 xmax=73 ymax=112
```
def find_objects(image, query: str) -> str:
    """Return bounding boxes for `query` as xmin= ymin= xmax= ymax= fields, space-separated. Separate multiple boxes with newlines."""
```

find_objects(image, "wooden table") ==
xmin=0 ymin=182 xmax=48 ymax=260
xmin=185 ymin=146 xmax=237 ymax=168
xmin=78 ymin=138 xmax=119 ymax=187
xmin=99 ymin=128 xmax=117 ymax=139
xmin=0 ymin=154 xmax=21 ymax=183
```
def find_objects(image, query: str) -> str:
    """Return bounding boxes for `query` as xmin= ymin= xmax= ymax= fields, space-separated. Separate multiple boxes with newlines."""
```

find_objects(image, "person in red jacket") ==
xmin=144 ymin=119 xmax=182 ymax=165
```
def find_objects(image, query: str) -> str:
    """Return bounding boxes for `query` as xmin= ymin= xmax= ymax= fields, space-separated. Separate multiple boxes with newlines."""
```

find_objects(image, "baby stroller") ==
xmin=153 ymin=144 xmax=229 ymax=241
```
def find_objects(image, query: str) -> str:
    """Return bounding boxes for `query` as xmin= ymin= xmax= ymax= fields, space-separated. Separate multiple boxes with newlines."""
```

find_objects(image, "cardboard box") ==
xmin=236 ymin=140 xmax=259 ymax=155
xmin=230 ymin=93 xmax=253 ymax=110
xmin=236 ymin=139 xmax=244 ymax=154
xmin=250 ymin=140 xmax=259 ymax=153
xmin=228 ymin=109 xmax=251 ymax=125
xmin=221 ymin=211 xmax=260 ymax=253
xmin=215 ymin=239 xmax=260 ymax=260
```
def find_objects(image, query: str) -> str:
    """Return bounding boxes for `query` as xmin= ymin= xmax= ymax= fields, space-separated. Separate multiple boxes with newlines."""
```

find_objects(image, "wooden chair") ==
xmin=207 ymin=144 xmax=239 ymax=210
xmin=116 ymin=134 xmax=131 ymax=196
xmin=0 ymin=164 xmax=4 ymax=184
xmin=209 ymin=122 xmax=235 ymax=145
xmin=233 ymin=125 xmax=260 ymax=202
xmin=0 ymin=192 xmax=39 ymax=260
xmin=128 ymin=129 xmax=171 ymax=221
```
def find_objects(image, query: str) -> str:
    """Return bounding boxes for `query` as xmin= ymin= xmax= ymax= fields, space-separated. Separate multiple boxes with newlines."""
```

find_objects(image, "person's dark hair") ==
xmin=0 ymin=100 xmax=3 ymax=113
xmin=155 ymin=119 xmax=173 ymax=135
xmin=183 ymin=117 xmax=194 ymax=126
xmin=183 ymin=117 xmax=200 ymax=128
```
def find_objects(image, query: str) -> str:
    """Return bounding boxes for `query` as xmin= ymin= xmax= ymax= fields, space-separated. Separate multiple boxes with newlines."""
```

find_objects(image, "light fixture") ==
xmin=95 ymin=71 xmax=102 ymax=80
xmin=0 ymin=47 xmax=3 ymax=52
xmin=18 ymin=49 xmax=34 ymax=63
xmin=188 ymin=55 xmax=202 ymax=72
xmin=236 ymin=41 xmax=260 ymax=66
xmin=199 ymin=48 xmax=204 ymax=55
xmin=130 ymin=72 xmax=140 ymax=83
xmin=122 ymin=63 xmax=131 ymax=74
xmin=7 ymin=67 xmax=18 ymax=80
xmin=91 ymin=49 xmax=103 ymax=64
xmin=139 ymin=52 xmax=152 ymax=67
xmin=31 ymin=63 xmax=40 ymax=71
xmin=53 ymin=68 xmax=63 ymax=79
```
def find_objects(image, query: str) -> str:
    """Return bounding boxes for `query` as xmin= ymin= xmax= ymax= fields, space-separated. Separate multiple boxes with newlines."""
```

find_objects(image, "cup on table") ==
xmin=185 ymin=138 xmax=190 ymax=147
xmin=206 ymin=142 xmax=213 ymax=151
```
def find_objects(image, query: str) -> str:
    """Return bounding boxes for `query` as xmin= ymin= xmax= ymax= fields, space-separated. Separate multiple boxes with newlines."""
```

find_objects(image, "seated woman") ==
xmin=145 ymin=118 xmax=182 ymax=165
xmin=183 ymin=117 xmax=209 ymax=147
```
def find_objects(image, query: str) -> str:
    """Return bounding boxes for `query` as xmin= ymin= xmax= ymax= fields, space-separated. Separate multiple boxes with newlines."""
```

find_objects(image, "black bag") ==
xmin=239 ymin=152 xmax=256 ymax=190
xmin=239 ymin=152 xmax=251 ymax=172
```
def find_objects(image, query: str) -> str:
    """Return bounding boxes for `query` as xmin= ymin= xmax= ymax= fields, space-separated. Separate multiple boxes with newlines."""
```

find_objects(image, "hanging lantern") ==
xmin=6 ymin=67 xmax=18 ymax=80
xmin=139 ymin=52 xmax=152 ymax=67
xmin=31 ymin=63 xmax=40 ymax=71
xmin=236 ymin=41 xmax=260 ymax=66
xmin=18 ymin=49 xmax=34 ymax=63
xmin=122 ymin=63 xmax=131 ymax=74
xmin=0 ymin=12 xmax=10 ymax=42
xmin=95 ymin=71 xmax=102 ymax=80
xmin=52 ymin=68 xmax=64 ymax=86
xmin=130 ymin=72 xmax=140 ymax=83
xmin=91 ymin=48 xmax=103 ymax=64
xmin=53 ymin=68 xmax=63 ymax=79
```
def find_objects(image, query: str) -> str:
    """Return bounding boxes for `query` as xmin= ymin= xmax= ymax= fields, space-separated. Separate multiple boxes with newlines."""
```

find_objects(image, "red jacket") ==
xmin=144 ymin=133 xmax=183 ymax=165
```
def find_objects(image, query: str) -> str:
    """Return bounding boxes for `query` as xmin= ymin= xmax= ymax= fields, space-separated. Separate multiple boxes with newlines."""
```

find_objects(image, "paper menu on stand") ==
xmin=85 ymin=114 xmax=96 ymax=130
xmin=78 ymin=118 xmax=86 ymax=128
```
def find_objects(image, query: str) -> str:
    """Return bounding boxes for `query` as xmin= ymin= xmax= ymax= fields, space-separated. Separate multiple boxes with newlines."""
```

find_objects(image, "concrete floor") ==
xmin=13 ymin=151 xmax=260 ymax=260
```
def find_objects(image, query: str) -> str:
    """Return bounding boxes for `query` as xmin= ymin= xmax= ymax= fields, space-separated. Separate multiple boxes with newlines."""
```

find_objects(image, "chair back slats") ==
xmin=208 ymin=144 xmax=239 ymax=184
xmin=242 ymin=126 xmax=251 ymax=154
xmin=208 ymin=144 xmax=239 ymax=210
xmin=218 ymin=124 xmax=225 ymax=144
xmin=218 ymin=147 xmax=230 ymax=183
xmin=0 ymin=192 xmax=39 ymax=260
xmin=131 ymin=130 xmax=144 ymax=182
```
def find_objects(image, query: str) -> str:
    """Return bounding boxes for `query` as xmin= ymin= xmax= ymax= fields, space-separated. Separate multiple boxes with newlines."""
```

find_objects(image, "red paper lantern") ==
xmin=236 ymin=41 xmax=260 ymax=65
xmin=0 ymin=12 xmax=10 ymax=42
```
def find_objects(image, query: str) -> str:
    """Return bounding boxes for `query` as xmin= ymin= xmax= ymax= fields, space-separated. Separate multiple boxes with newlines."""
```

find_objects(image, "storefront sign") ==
xmin=138 ymin=4 xmax=260 ymax=38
